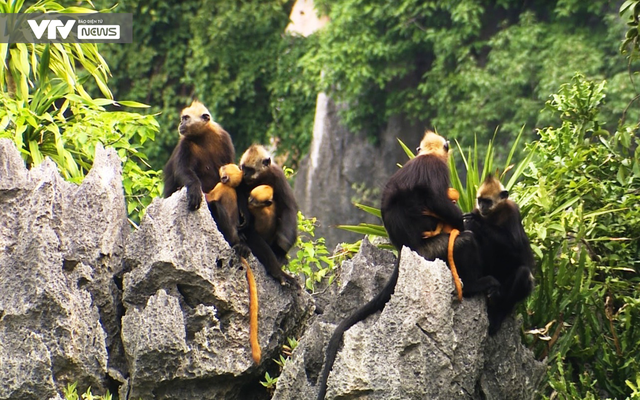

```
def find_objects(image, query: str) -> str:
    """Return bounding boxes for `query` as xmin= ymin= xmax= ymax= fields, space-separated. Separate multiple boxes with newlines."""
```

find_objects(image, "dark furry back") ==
xmin=381 ymin=154 xmax=463 ymax=251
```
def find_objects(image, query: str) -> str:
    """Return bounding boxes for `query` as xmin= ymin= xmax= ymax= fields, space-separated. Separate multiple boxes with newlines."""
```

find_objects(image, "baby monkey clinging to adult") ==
xmin=238 ymin=145 xmax=298 ymax=287
xmin=248 ymin=184 xmax=277 ymax=245
xmin=205 ymin=163 xmax=246 ymax=251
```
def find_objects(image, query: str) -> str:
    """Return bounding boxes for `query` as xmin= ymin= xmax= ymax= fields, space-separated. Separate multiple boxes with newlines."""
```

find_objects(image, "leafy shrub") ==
xmin=517 ymin=74 xmax=640 ymax=399
xmin=0 ymin=0 xmax=162 ymax=223
xmin=286 ymin=212 xmax=336 ymax=291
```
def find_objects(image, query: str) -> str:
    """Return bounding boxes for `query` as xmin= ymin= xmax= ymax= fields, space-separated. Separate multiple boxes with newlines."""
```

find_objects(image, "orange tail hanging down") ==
xmin=241 ymin=257 xmax=261 ymax=364
xmin=448 ymin=229 xmax=463 ymax=302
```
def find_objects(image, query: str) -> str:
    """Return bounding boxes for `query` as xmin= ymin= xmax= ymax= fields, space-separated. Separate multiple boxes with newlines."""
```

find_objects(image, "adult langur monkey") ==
xmin=238 ymin=145 xmax=298 ymax=287
xmin=163 ymin=100 xmax=234 ymax=210
xmin=464 ymin=174 xmax=535 ymax=334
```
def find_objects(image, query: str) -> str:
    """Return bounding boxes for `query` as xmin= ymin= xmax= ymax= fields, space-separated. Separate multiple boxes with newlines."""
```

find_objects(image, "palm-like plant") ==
xmin=0 ymin=0 xmax=160 ymax=222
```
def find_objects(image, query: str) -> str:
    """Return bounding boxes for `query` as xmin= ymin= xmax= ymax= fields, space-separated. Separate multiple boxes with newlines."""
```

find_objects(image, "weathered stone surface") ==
xmin=0 ymin=139 xmax=110 ymax=399
xmin=273 ymin=243 xmax=546 ymax=400
xmin=60 ymin=142 xmax=130 ymax=380
xmin=0 ymin=139 xmax=314 ymax=400
xmin=121 ymin=189 xmax=315 ymax=399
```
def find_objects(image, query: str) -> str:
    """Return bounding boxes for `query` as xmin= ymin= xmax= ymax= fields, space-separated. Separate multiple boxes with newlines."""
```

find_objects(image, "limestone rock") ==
xmin=0 ymin=137 xmax=543 ymax=400
xmin=294 ymin=95 xmax=425 ymax=249
xmin=0 ymin=139 xmax=110 ymax=399
xmin=0 ymin=138 xmax=314 ymax=400
xmin=273 ymin=243 xmax=546 ymax=400
xmin=121 ymin=189 xmax=314 ymax=399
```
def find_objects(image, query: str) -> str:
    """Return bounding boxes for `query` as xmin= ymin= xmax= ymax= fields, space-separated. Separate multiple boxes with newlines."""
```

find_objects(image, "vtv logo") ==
xmin=27 ymin=19 xmax=75 ymax=40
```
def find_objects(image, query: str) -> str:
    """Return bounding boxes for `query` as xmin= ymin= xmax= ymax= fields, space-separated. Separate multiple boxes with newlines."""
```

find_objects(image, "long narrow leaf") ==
xmin=398 ymin=138 xmax=416 ymax=159
xmin=549 ymin=196 xmax=582 ymax=217
xmin=506 ymin=142 xmax=538 ymax=190
xmin=337 ymin=224 xmax=388 ymax=237
xmin=37 ymin=44 xmax=51 ymax=84
xmin=28 ymin=140 xmax=43 ymax=165
xmin=354 ymin=203 xmax=382 ymax=219
xmin=504 ymin=125 xmax=526 ymax=174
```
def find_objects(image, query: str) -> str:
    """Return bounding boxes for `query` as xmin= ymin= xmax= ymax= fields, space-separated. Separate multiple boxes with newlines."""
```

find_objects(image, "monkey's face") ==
xmin=248 ymin=196 xmax=273 ymax=208
xmin=417 ymin=130 xmax=450 ymax=162
xmin=179 ymin=101 xmax=212 ymax=136
xmin=241 ymin=157 xmax=271 ymax=184
xmin=477 ymin=190 xmax=508 ymax=216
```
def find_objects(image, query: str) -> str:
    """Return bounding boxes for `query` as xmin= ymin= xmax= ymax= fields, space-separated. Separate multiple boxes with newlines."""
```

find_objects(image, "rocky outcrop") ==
xmin=0 ymin=139 xmax=118 ymax=398
xmin=120 ymin=182 xmax=314 ymax=399
xmin=0 ymin=139 xmax=313 ymax=400
xmin=273 ymin=239 xmax=546 ymax=400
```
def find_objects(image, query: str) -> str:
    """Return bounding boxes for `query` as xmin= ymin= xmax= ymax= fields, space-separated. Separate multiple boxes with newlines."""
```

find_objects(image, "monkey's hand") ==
xmin=233 ymin=243 xmax=251 ymax=258
xmin=462 ymin=212 xmax=475 ymax=220
xmin=187 ymin=185 xmax=203 ymax=210
xmin=281 ymin=272 xmax=301 ymax=289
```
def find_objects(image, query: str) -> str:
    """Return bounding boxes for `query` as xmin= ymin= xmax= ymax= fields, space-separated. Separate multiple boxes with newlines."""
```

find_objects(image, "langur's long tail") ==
xmin=241 ymin=257 xmax=261 ymax=364
xmin=448 ymin=229 xmax=463 ymax=301
xmin=316 ymin=248 xmax=402 ymax=400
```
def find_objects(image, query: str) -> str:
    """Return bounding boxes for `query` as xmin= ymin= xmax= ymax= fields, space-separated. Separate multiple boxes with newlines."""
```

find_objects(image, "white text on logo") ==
xmin=77 ymin=25 xmax=120 ymax=39
xmin=27 ymin=20 xmax=75 ymax=39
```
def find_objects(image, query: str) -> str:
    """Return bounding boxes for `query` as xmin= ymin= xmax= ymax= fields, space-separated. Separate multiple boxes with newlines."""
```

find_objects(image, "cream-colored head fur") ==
xmin=179 ymin=100 xmax=220 ymax=136
xmin=476 ymin=174 xmax=508 ymax=216
xmin=240 ymin=145 xmax=272 ymax=184
xmin=417 ymin=130 xmax=449 ymax=162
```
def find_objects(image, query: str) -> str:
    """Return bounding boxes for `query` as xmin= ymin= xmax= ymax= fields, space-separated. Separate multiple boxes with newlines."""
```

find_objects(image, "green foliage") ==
xmin=448 ymin=126 xmax=536 ymax=213
xmin=303 ymin=1 xmax=628 ymax=152
xmin=286 ymin=212 xmax=337 ymax=291
xmin=260 ymin=337 xmax=299 ymax=394
xmin=0 ymin=0 xmax=162 ymax=223
xmin=101 ymin=0 xmax=315 ymax=169
xmin=63 ymin=382 xmax=112 ymax=400
xmin=621 ymin=0 xmax=640 ymax=58
xmin=260 ymin=371 xmax=278 ymax=392
xmin=0 ymin=1 xmax=113 ymax=100
xmin=518 ymin=74 xmax=640 ymax=399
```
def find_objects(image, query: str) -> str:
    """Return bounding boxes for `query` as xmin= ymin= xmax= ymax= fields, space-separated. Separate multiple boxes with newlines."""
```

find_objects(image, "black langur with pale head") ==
xmin=380 ymin=130 xmax=499 ymax=298
xmin=464 ymin=174 xmax=535 ymax=335
xmin=316 ymin=130 xmax=498 ymax=400
xmin=163 ymin=100 xmax=235 ymax=210
xmin=238 ymin=145 xmax=298 ymax=286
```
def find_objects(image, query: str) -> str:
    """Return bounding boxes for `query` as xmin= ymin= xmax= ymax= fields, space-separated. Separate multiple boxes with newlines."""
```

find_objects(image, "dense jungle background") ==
xmin=1 ymin=0 xmax=640 ymax=399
